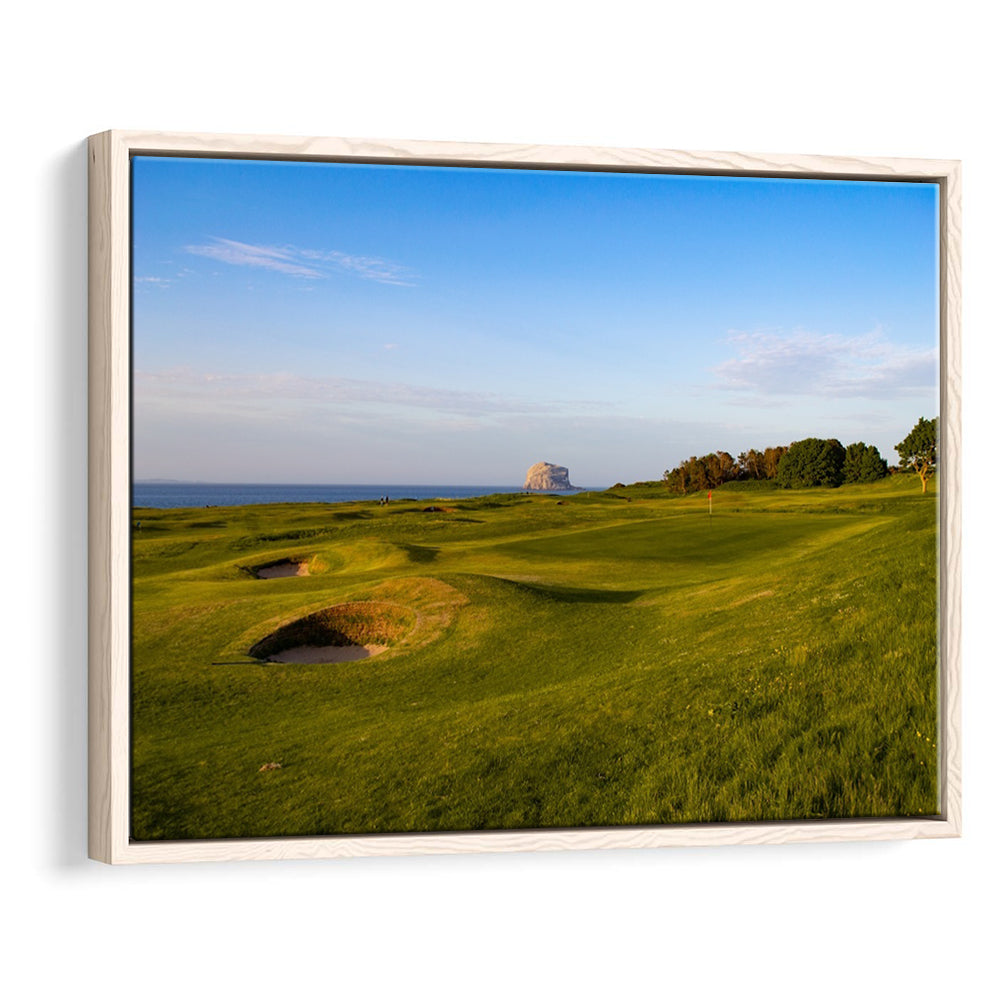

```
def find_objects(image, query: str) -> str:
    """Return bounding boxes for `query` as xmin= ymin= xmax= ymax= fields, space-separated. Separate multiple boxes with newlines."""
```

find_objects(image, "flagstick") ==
xmin=709 ymin=489 xmax=713 ymax=519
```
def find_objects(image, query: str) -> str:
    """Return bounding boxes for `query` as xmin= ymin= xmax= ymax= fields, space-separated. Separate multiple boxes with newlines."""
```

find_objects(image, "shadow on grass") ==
xmin=399 ymin=543 xmax=440 ymax=563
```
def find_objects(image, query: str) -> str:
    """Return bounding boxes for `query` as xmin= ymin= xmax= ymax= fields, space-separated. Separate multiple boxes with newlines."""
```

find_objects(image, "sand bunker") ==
xmin=255 ymin=559 xmax=309 ymax=579
xmin=267 ymin=644 xmax=388 ymax=664
xmin=249 ymin=601 xmax=415 ymax=664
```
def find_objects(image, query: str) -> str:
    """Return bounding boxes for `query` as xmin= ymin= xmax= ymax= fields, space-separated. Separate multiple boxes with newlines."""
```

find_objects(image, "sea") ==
xmin=133 ymin=482 xmax=591 ymax=509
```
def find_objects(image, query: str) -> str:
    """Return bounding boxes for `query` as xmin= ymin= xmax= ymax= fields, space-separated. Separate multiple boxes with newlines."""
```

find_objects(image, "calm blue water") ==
xmin=133 ymin=482 xmax=589 ymax=509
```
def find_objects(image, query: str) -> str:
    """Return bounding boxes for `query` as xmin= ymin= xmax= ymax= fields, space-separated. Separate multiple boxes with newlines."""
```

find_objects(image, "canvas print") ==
xmin=130 ymin=156 xmax=940 ymax=840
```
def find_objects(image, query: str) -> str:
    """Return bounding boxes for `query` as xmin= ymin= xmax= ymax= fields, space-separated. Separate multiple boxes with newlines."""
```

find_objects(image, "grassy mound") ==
xmin=248 ymin=601 xmax=415 ymax=660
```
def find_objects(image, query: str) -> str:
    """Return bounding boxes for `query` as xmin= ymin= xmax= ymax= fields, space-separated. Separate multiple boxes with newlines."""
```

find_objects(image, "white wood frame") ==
xmin=89 ymin=130 xmax=961 ymax=864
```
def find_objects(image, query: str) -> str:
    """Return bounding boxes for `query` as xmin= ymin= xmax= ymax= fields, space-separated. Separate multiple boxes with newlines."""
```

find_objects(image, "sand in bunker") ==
xmin=268 ymin=644 xmax=388 ymax=664
xmin=257 ymin=561 xmax=309 ymax=579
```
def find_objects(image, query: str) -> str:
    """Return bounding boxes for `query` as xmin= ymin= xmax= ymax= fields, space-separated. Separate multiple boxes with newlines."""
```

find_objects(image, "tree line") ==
xmin=662 ymin=417 xmax=937 ymax=494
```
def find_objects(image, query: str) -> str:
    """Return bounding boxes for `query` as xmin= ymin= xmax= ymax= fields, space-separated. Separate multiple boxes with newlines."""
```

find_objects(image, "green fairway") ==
xmin=130 ymin=477 xmax=938 ymax=840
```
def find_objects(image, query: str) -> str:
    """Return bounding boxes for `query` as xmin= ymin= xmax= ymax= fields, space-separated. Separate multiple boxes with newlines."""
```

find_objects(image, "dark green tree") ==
xmin=776 ymin=438 xmax=846 ymax=488
xmin=842 ymin=442 xmax=888 ymax=484
xmin=896 ymin=417 xmax=938 ymax=493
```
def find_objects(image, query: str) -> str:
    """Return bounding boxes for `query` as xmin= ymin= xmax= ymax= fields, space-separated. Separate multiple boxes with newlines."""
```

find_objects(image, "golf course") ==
xmin=131 ymin=476 xmax=938 ymax=841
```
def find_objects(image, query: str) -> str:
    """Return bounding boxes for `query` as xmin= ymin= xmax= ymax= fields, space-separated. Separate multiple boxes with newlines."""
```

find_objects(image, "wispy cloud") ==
xmin=712 ymin=329 xmax=936 ymax=399
xmin=298 ymin=248 xmax=416 ymax=286
xmin=134 ymin=275 xmax=173 ymax=287
xmin=184 ymin=237 xmax=415 ymax=285
xmin=135 ymin=368 xmax=606 ymax=419
xmin=184 ymin=239 xmax=323 ymax=278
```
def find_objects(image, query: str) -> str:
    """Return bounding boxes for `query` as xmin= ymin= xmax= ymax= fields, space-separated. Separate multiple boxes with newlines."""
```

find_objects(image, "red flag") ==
xmin=708 ymin=490 xmax=712 ymax=499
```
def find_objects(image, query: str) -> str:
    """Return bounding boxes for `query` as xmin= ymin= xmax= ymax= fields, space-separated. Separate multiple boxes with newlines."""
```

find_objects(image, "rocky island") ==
xmin=523 ymin=461 xmax=578 ymax=491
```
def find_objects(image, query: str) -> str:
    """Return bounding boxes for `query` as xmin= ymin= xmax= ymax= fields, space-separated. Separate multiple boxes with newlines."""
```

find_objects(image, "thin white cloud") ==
xmin=299 ymin=248 xmax=416 ymax=286
xmin=134 ymin=276 xmax=172 ymax=287
xmin=135 ymin=368 xmax=606 ymax=418
xmin=712 ymin=329 xmax=937 ymax=399
xmin=184 ymin=238 xmax=323 ymax=278
xmin=184 ymin=237 xmax=415 ymax=285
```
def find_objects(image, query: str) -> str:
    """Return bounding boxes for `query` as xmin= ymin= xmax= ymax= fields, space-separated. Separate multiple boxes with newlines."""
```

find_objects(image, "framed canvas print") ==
xmin=89 ymin=131 xmax=961 ymax=863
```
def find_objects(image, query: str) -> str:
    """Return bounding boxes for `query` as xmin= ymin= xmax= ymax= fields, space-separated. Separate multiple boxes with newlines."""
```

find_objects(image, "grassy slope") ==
xmin=131 ymin=477 xmax=938 ymax=839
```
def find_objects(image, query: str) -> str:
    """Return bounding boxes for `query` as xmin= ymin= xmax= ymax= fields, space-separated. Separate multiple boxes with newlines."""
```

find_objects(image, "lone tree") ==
xmin=776 ymin=438 xmax=846 ymax=488
xmin=896 ymin=417 xmax=938 ymax=493
xmin=842 ymin=442 xmax=889 ymax=484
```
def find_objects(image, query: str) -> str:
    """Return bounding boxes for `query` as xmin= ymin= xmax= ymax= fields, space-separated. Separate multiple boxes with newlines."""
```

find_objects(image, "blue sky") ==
xmin=132 ymin=156 xmax=939 ymax=485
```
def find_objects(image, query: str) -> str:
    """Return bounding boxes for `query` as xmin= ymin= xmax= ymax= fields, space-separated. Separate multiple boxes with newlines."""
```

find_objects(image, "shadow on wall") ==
xmin=51 ymin=140 xmax=89 ymax=868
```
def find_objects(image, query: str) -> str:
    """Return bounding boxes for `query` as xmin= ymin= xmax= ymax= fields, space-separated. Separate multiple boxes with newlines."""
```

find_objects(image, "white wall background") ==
xmin=4 ymin=2 xmax=996 ymax=995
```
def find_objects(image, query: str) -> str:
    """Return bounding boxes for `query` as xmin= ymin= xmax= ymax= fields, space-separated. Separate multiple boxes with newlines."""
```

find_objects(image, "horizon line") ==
xmin=133 ymin=479 xmax=609 ymax=487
